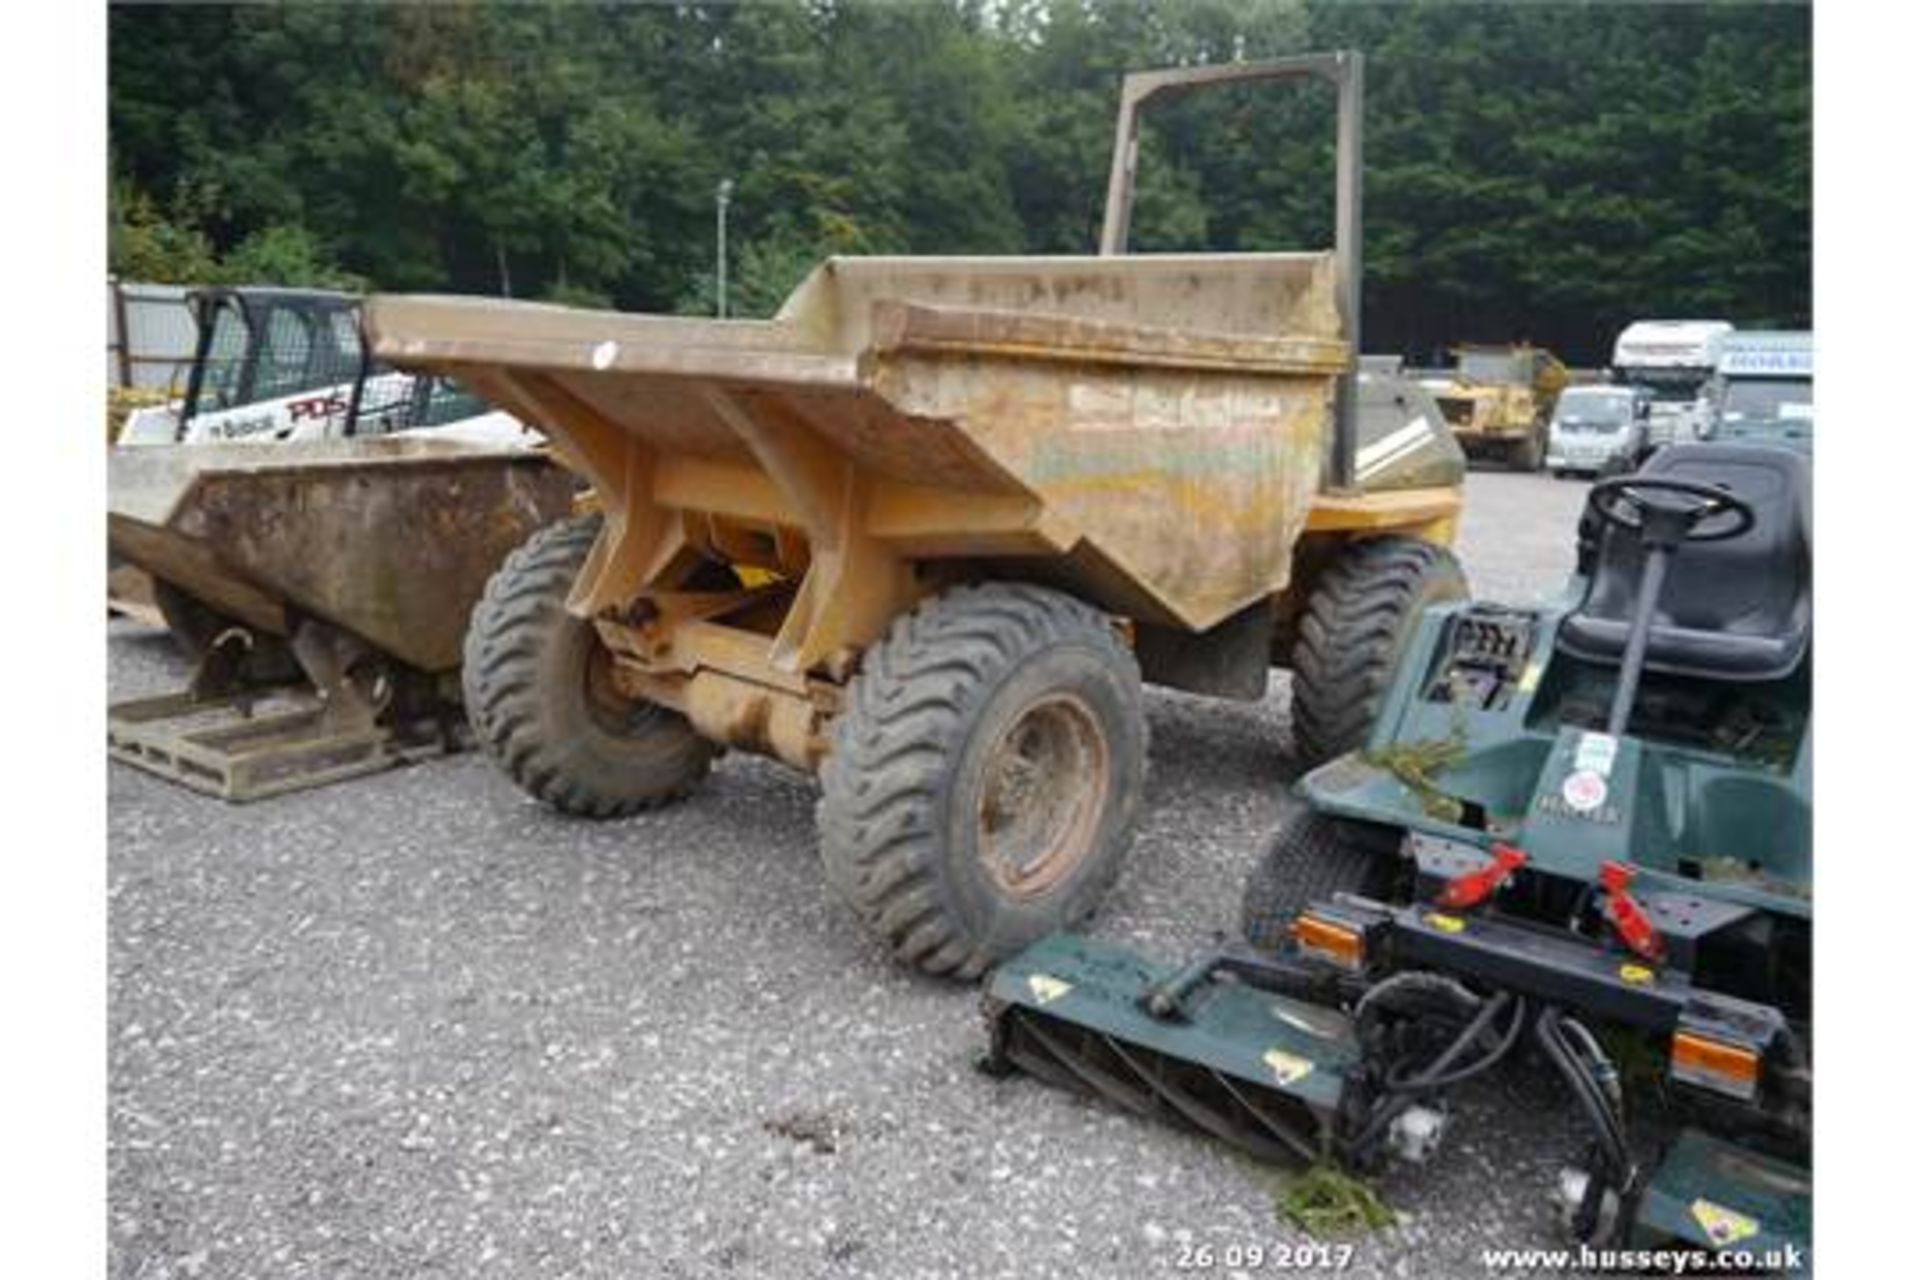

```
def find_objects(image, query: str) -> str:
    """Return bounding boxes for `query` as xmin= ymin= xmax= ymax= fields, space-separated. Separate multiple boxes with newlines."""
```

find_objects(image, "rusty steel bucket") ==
xmin=107 ymin=437 xmax=578 ymax=800
xmin=108 ymin=436 xmax=577 ymax=673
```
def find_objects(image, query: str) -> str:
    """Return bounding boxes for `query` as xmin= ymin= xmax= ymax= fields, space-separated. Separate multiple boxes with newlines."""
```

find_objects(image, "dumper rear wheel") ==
xmin=463 ymin=515 xmax=714 ymax=818
xmin=818 ymin=583 xmax=1146 ymax=980
xmin=1290 ymin=536 xmax=1467 ymax=767
xmin=1240 ymin=810 xmax=1401 ymax=951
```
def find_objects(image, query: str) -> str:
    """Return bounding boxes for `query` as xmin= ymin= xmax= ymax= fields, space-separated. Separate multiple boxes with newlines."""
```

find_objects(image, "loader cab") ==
xmin=1454 ymin=347 xmax=1532 ymax=386
xmin=180 ymin=287 xmax=366 ymax=433
xmin=345 ymin=369 xmax=497 ymax=436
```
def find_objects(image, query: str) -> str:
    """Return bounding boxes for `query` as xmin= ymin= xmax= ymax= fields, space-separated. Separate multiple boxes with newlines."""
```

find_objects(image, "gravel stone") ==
xmin=110 ymin=471 xmax=1594 ymax=1278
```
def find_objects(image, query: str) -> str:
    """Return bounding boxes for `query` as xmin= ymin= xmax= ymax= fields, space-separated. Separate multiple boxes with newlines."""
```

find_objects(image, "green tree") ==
xmin=107 ymin=0 xmax=1811 ymax=364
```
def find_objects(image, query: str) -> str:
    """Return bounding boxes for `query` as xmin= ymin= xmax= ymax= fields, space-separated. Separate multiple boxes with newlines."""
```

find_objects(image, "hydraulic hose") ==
xmin=1535 ymin=1008 xmax=1631 ymax=1180
xmin=1352 ymin=990 xmax=1522 ymax=1159
xmin=1558 ymin=1015 xmax=1624 ymax=1112
xmin=1384 ymin=992 xmax=1529 ymax=1094
xmin=1353 ymin=970 xmax=1485 ymax=1037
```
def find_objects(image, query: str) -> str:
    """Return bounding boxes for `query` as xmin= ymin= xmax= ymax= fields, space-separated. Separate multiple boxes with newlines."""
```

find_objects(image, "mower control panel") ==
xmin=1427 ymin=606 xmax=1538 ymax=710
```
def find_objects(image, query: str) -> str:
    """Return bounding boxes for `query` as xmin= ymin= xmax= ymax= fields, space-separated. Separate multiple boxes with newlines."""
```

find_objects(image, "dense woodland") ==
xmin=109 ymin=1 xmax=1810 ymax=364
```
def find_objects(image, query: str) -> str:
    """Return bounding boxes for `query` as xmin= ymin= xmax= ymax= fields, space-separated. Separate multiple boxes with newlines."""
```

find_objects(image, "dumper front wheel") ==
xmin=1510 ymin=423 xmax=1547 ymax=472
xmin=1290 ymin=536 xmax=1467 ymax=767
xmin=463 ymin=516 xmax=714 ymax=818
xmin=819 ymin=583 xmax=1146 ymax=980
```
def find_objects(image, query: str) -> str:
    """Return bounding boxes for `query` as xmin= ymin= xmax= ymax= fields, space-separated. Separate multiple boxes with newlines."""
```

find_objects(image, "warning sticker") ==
xmin=1562 ymin=769 xmax=1609 ymax=813
xmin=1423 ymin=912 xmax=1467 ymax=934
xmin=1690 ymin=1198 xmax=1761 ymax=1247
xmin=1618 ymin=963 xmax=1655 ymax=986
xmin=1262 ymin=1048 xmax=1315 ymax=1087
xmin=1026 ymin=974 xmax=1073 ymax=1005
xmin=1574 ymin=732 xmax=1619 ymax=777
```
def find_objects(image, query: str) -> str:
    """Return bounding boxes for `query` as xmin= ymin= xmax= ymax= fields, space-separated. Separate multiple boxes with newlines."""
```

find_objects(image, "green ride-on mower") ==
xmin=984 ymin=442 xmax=1811 ymax=1262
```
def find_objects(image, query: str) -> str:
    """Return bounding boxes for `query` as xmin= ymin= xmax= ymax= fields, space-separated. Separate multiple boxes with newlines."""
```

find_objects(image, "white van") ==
xmin=1546 ymin=384 xmax=1649 ymax=478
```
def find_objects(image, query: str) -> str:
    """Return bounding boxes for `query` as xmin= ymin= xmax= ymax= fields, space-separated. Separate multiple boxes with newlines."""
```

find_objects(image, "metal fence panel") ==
xmin=107 ymin=280 xmax=200 ymax=391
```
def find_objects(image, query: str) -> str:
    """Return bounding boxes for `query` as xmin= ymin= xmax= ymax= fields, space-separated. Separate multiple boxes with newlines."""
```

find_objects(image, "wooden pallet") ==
xmin=107 ymin=687 xmax=450 ymax=802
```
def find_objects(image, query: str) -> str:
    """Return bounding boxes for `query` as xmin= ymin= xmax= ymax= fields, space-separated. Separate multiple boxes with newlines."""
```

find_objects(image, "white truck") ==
xmin=1706 ymin=330 xmax=1812 ymax=452
xmin=1609 ymin=319 xmax=1733 ymax=452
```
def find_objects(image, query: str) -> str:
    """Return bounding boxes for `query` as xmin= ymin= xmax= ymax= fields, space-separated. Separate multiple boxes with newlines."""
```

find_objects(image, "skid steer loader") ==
xmin=1431 ymin=343 xmax=1568 ymax=471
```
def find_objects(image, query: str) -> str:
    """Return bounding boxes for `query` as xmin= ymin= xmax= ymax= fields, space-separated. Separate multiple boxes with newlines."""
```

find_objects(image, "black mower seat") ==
xmin=1558 ymin=443 xmax=1810 ymax=682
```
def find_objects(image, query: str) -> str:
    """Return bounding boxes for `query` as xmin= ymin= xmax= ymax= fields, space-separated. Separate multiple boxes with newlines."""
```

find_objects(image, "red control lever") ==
xmin=1436 ymin=843 xmax=1529 ymax=909
xmin=1599 ymin=860 xmax=1665 ymax=963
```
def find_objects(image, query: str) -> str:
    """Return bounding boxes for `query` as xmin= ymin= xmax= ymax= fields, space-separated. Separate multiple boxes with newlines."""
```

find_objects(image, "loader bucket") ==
xmin=106 ymin=437 xmax=577 ymax=800
xmin=985 ymin=934 xmax=1357 ymax=1165
xmin=107 ymin=437 xmax=576 ymax=673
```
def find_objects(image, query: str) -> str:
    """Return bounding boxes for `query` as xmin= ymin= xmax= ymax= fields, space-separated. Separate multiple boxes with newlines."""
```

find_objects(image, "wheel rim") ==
xmin=582 ymin=631 xmax=651 ymax=736
xmin=976 ymin=693 xmax=1111 ymax=899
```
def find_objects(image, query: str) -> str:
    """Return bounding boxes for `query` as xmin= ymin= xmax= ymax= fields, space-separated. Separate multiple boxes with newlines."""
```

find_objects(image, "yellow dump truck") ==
xmin=364 ymin=53 xmax=1468 ymax=978
xmin=1432 ymin=343 xmax=1568 ymax=470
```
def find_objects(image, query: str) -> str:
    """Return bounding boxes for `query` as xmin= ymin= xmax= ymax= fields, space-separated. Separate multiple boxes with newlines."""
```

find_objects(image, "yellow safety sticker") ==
xmin=1026 ymin=973 xmax=1073 ymax=1005
xmin=1690 ymin=1198 xmax=1760 ymax=1247
xmin=1518 ymin=661 xmax=1545 ymax=693
xmin=1262 ymin=1048 xmax=1315 ymax=1087
xmin=1618 ymin=963 xmax=1655 ymax=985
xmin=1424 ymin=912 xmax=1467 ymax=934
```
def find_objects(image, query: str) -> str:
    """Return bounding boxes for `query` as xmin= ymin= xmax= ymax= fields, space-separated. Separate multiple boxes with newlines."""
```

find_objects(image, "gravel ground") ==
xmin=110 ymin=469 xmax=1596 ymax=1279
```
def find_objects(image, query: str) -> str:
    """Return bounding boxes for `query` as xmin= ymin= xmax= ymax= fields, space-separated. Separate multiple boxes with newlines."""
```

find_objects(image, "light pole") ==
xmin=715 ymin=178 xmax=734 ymax=319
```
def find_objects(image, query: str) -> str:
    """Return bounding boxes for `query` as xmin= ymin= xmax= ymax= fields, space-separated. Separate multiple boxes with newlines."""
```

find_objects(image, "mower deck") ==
xmin=985 ymin=934 xmax=1356 ymax=1165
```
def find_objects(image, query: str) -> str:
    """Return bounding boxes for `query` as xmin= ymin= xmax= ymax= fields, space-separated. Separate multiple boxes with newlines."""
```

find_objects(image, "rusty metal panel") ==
xmin=107 ymin=438 xmax=578 ymax=671
xmin=870 ymin=350 xmax=1333 ymax=629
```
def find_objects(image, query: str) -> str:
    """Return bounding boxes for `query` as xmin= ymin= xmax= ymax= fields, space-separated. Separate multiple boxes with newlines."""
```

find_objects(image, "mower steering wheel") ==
xmin=1586 ymin=476 xmax=1756 ymax=546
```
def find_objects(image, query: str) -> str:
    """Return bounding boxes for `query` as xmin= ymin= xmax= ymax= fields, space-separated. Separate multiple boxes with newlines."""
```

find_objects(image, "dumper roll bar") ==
xmin=1099 ymin=51 xmax=1365 ymax=490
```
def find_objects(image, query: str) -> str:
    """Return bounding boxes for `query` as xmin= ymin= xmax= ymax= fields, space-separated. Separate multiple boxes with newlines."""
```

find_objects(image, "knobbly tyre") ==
xmin=364 ymin=53 xmax=1474 ymax=980
xmin=986 ymin=442 xmax=1811 ymax=1264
